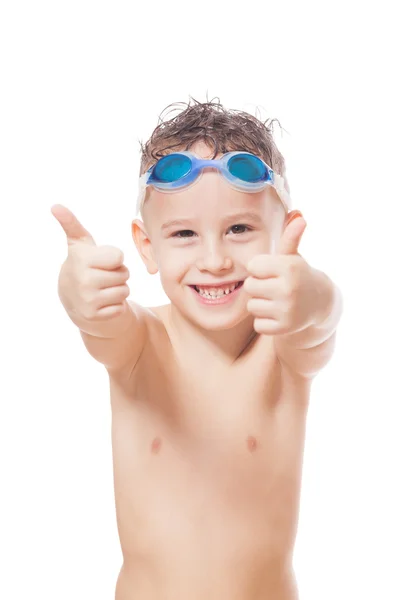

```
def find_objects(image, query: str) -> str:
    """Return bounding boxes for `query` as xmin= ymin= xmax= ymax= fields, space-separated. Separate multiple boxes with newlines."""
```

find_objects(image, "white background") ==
xmin=1 ymin=1 xmax=399 ymax=598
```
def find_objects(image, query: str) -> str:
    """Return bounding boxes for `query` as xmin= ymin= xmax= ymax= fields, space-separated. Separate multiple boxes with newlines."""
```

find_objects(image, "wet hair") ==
xmin=138 ymin=95 xmax=288 ymax=179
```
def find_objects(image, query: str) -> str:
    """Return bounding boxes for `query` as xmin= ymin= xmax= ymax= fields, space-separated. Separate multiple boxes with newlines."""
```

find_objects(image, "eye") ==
xmin=172 ymin=229 xmax=196 ymax=238
xmin=229 ymin=224 xmax=252 ymax=235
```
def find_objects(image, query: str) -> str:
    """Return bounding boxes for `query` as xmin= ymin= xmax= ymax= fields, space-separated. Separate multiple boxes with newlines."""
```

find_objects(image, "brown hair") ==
xmin=138 ymin=96 xmax=288 ymax=179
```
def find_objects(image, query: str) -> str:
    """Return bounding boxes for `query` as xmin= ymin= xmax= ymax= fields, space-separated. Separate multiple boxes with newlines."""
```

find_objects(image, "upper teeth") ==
xmin=195 ymin=282 xmax=240 ymax=298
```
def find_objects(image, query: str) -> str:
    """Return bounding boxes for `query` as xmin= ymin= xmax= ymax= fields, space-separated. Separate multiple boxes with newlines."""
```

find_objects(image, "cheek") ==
xmin=231 ymin=237 xmax=271 ymax=262
xmin=157 ymin=248 xmax=191 ymax=284
xmin=246 ymin=234 xmax=273 ymax=256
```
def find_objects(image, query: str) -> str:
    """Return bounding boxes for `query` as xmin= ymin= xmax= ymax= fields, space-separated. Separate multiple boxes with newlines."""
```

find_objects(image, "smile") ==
xmin=189 ymin=281 xmax=244 ymax=303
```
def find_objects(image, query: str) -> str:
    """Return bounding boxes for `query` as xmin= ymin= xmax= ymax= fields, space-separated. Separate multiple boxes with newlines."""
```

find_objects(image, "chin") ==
xmin=178 ymin=300 xmax=249 ymax=332
xmin=189 ymin=312 xmax=248 ymax=332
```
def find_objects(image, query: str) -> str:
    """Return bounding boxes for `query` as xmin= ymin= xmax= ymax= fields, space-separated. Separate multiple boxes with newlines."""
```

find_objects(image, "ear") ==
xmin=131 ymin=219 xmax=158 ymax=274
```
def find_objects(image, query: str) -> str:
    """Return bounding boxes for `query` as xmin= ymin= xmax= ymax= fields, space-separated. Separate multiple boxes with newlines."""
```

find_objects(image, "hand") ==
xmin=51 ymin=204 xmax=130 ymax=322
xmin=244 ymin=214 xmax=321 ymax=336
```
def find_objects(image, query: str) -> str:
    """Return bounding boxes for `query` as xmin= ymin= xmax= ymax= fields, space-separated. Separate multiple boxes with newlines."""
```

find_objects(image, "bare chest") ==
xmin=111 ymin=350 xmax=308 ymax=471
xmin=109 ymin=337 xmax=310 ymax=561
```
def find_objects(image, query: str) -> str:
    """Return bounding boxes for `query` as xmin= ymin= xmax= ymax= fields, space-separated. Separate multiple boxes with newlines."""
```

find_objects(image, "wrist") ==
xmin=312 ymin=270 xmax=343 ymax=331
xmin=77 ymin=301 xmax=134 ymax=339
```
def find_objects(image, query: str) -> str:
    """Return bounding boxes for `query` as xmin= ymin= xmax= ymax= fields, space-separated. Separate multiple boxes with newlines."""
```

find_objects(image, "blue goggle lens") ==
xmin=227 ymin=154 xmax=266 ymax=182
xmin=152 ymin=154 xmax=192 ymax=182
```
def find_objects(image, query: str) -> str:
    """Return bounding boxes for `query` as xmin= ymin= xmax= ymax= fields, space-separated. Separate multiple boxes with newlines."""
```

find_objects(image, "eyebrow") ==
xmin=161 ymin=212 xmax=264 ymax=231
xmin=161 ymin=219 xmax=195 ymax=232
xmin=223 ymin=211 xmax=265 ymax=225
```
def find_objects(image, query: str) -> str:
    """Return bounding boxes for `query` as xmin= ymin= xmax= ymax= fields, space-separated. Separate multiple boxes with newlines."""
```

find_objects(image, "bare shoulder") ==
xmin=132 ymin=303 xmax=170 ymax=340
xmin=106 ymin=302 xmax=170 ymax=379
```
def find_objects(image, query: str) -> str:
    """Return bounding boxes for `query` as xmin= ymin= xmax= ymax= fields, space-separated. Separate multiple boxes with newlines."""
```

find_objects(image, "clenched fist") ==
xmin=51 ymin=204 xmax=131 ymax=326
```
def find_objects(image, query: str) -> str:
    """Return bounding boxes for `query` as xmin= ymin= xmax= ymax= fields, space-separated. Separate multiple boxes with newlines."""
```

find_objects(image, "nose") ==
xmin=195 ymin=239 xmax=233 ymax=273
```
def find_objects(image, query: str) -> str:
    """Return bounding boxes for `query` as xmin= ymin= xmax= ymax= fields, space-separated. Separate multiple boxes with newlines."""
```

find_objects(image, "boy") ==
xmin=52 ymin=98 xmax=343 ymax=599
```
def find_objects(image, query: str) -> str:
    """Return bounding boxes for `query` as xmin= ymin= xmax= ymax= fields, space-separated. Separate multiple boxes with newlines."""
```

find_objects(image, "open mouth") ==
xmin=190 ymin=281 xmax=244 ymax=300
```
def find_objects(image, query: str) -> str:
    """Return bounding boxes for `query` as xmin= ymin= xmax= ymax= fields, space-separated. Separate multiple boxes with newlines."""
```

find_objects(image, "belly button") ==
xmin=150 ymin=437 xmax=162 ymax=454
xmin=246 ymin=435 xmax=258 ymax=452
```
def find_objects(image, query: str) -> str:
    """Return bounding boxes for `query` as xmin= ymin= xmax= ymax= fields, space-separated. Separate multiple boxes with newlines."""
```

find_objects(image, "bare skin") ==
xmin=110 ymin=302 xmax=311 ymax=600
xmin=52 ymin=138 xmax=338 ymax=598
xmin=52 ymin=138 xmax=339 ymax=598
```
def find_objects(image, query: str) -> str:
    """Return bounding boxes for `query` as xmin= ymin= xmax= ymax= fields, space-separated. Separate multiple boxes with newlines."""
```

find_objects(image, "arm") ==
xmin=79 ymin=299 xmax=147 ymax=372
xmin=274 ymin=271 xmax=343 ymax=378
xmin=51 ymin=205 xmax=147 ymax=373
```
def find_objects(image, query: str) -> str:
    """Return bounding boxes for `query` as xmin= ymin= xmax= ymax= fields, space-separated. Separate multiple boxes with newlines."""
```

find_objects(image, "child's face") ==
xmin=133 ymin=141 xmax=287 ymax=332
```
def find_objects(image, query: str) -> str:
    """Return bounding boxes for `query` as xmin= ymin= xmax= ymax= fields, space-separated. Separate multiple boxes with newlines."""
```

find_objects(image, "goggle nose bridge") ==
xmin=190 ymin=158 xmax=227 ymax=175
xmin=195 ymin=159 xmax=223 ymax=168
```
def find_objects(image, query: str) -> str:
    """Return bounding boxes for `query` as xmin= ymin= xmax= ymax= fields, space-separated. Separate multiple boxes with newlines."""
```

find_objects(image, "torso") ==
xmin=109 ymin=305 xmax=312 ymax=600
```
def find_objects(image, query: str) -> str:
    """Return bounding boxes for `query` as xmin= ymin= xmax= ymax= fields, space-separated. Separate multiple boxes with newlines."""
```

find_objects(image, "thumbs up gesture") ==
xmin=51 ymin=204 xmax=130 ymax=325
xmin=244 ymin=213 xmax=326 ymax=336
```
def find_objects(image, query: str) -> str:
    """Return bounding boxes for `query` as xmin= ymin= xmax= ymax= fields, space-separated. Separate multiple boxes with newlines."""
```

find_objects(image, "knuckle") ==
xmin=116 ymin=284 xmax=129 ymax=300
xmin=79 ymin=272 xmax=95 ymax=294
xmin=118 ymin=265 xmax=130 ymax=280
xmin=289 ymin=258 xmax=302 ymax=279
xmin=254 ymin=318 xmax=267 ymax=334
xmin=111 ymin=303 xmax=125 ymax=316
xmin=80 ymin=281 xmax=98 ymax=306
xmin=247 ymin=298 xmax=255 ymax=312
xmin=103 ymin=245 xmax=124 ymax=263
xmin=283 ymin=281 xmax=293 ymax=297
xmin=82 ymin=304 xmax=97 ymax=321
xmin=82 ymin=292 xmax=95 ymax=308
xmin=243 ymin=277 xmax=254 ymax=293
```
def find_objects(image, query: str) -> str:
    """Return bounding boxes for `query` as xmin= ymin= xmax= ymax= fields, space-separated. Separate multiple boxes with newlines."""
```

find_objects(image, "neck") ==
xmin=166 ymin=303 xmax=258 ymax=365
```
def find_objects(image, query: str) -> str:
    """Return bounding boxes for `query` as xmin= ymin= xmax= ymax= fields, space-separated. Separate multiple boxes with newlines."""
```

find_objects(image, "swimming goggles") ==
xmin=136 ymin=151 xmax=292 ymax=213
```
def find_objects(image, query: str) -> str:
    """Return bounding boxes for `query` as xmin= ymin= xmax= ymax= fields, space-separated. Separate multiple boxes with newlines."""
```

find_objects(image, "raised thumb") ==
xmin=51 ymin=204 xmax=96 ymax=246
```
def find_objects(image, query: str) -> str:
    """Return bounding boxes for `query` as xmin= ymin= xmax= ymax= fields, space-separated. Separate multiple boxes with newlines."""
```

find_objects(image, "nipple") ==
xmin=150 ymin=437 xmax=162 ymax=454
xmin=246 ymin=435 xmax=258 ymax=452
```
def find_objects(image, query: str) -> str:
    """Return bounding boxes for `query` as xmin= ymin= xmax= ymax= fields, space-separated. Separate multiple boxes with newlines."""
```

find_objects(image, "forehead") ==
xmin=142 ymin=139 xmax=281 ymax=226
xmin=145 ymin=181 xmax=278 ymax=230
